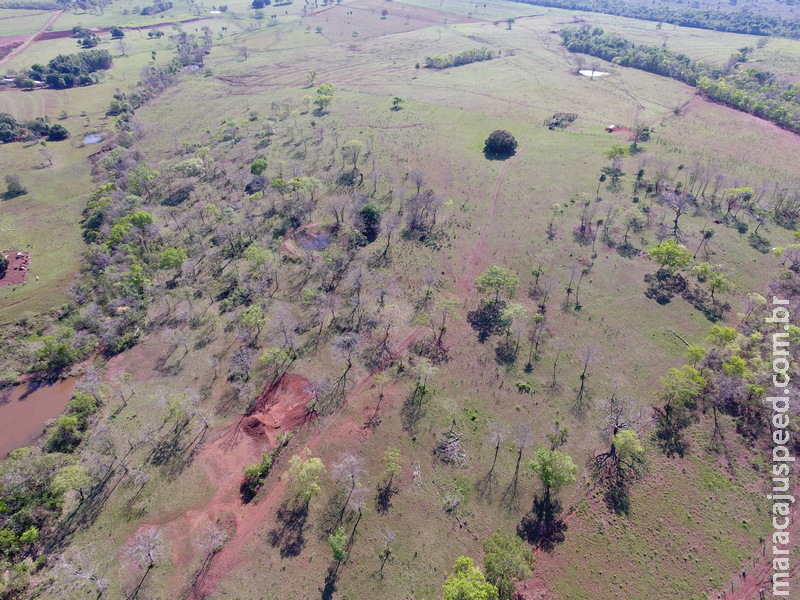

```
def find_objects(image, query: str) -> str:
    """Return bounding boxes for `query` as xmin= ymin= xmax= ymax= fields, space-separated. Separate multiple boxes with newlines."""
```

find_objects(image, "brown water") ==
xmin=0 ymin=379 xmax=76 ymax=457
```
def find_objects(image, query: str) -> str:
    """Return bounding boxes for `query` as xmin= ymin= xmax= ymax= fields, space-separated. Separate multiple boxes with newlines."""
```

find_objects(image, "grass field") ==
xmin=2 ymin=0 xmax=798 ymax=598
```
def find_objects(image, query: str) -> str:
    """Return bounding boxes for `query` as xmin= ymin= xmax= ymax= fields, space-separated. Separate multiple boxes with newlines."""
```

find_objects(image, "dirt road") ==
xmin=0 ymin=10 xmax=62 ymax=68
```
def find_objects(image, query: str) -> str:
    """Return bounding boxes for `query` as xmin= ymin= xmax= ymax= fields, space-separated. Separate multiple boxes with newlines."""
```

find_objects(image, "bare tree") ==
xmin=478 ymin=421 xmax=507 ymax=496
xmin=56 ymin=548 xmax=109 ymax=598
xmin=409 ymin=169 xmax=426 ymax=195
xmin=574 ymin=344 xmax=597 ymax=415
xmin=192 ymin=521 xmax=229 ymax=556
xmin=658 ymin=190 xmax=694 ymax=239
xmin=378 ymin=530 xmax=396 ymax=577
xmin=502 ymin=424 xmax=532 ymax=507
xmin=125 ymin=527 xmax=167 ymax=569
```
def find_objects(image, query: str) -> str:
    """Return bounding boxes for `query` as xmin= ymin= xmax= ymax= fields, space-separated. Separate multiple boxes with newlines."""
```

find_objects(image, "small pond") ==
xmin=83 ymin=133 xmax=104 ymax=144
xmin=0 ymin=379 xmax=76 ymax=457
xmin=579 ymin=70 xmax=609 ymax=77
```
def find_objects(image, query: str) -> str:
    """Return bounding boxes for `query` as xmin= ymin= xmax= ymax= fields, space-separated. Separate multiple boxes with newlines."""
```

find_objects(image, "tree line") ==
xmin=511 ymin=0 xmax=800 ymax=38
xmin=560 ymin=27 xmax=800 ymax=135
xmin=424 ymin=47 xmax=494 ymax=70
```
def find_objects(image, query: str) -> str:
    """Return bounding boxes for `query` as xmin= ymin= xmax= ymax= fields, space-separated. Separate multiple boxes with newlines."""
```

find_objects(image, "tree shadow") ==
xmin=482 ymin=148 xmax=515 ymax=161
xmin=375 ymin=482 xmax=397 ymax=515
xmin=321 ymin=564 xmax=339 ymax=600
xmin=409 ymin=335 xmax=451 ymax=365
xmin=268 ymin=502 xmax=309 ymax=558
xmin=681 ymin=284 xmax=728 ymax=322
xmin=494 ymin=338 xmax=517 ymax=366
xmin=643 ymin=272 xmax=686 ymax=305
xmin=517 ymin=496 xmax=567 ymax=553
xmin=466 ymin=300 xmax=506 ymax=343
xmin=401 ymin=385 xmax=428 ymax=435
xmin=654 ymin=404 xmax=694 ymax=458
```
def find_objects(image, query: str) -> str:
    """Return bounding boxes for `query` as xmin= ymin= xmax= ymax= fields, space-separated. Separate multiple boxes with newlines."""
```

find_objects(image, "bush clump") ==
xmin=484 ymin=129 xmax=517 ymax=157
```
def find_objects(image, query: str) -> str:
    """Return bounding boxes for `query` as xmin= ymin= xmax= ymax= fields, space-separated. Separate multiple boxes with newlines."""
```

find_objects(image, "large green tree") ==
xmin=443 ymin=556 xmax=499 ymax=600
xmin=482 ymin=533 xmax=534 ymax=600
xmin=648 ymin=239 xmax=691 ymax=276
xmin=529 ymin=448 xmax=577 ymax=501
xmin=475 ymin=266 xmax=519 ymax=303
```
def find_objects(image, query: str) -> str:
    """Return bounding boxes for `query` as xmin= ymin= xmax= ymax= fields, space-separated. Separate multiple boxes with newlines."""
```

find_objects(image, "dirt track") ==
xmin=0 ymin=10 xmax=61 ymax=67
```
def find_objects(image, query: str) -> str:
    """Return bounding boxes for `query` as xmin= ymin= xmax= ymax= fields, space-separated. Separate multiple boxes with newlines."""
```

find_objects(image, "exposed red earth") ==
xmin=0 ymin=250 xmax=31 ymax=288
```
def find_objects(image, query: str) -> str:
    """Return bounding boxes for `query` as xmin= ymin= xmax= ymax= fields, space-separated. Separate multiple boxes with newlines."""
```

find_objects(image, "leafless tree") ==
xmin=377 ymin=530 xmax=396 ymax=577
xmin=379 ymin=213 xmax=401 ymax=260
xmin=659 ymin=190 xmax=694 ymax=239
xmin=478 ymin=421 xmax=507 ymax=496
xmin=409 ymin=169 xmax=426 ymax=195
xmin=502 ymin=424 xmax=532 ymax=507
xmin=574 ymin=344 xmax=597 ymax=415
xmin=192 ymin=522 xmax=229 ymax=556
xmin=600 ymin=385 xmax=648 ymax=442
xmin=56 ymin=548 xmax=109 ymax=598
xmin=39 ymin=145 xmax=54 ymax=166
xmin=123 ymin=526 xmax=167 ymax=597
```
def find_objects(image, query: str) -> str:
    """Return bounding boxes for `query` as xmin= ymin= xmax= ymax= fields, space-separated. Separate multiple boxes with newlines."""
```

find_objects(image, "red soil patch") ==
xmin=0 ymin=35 xmax=26 ymax=62
xmin=245 ymin=373 xmax=315 ymax=441
xmin=0 ymin=250 xmax=31 ymax=288
xmin=34 ymin=29 xmax=73 ymax=42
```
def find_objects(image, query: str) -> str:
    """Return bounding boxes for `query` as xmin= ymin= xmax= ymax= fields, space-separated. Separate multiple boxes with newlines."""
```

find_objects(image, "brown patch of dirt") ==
xmin=0 ymin=35 xmax=26 ymax=62
xmin=0 ymin=250 xmax=31 ymax=288
xmin=246 ymin=373 xmax=315 ymax=441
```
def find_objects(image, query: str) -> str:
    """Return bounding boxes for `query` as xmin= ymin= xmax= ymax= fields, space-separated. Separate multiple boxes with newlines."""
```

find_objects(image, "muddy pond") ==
xmin=0 ymin=379 xmax=76 ymax=457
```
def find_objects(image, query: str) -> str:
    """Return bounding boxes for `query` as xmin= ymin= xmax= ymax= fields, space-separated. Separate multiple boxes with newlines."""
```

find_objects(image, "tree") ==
xmin=648 ymin=239 xmax=692 ymax=275
xmin=443 ymin=556 xmax=499 ymax=600
xmin=158 ymin=247 xmax=187 ymax=271
xmin=0 ymin=254 xmax=8 ymax=275
xmin=328 ymin=525 xmax=347 ymax=561
xmin=340 ymin=139 xmax=364 ymax=171
xmin=381 ymin=8 xmax=389 ymax=18
xmin=286 ymin=448 xmax=326 ymax=508
xmin=357 ymin=202 xmax=381 ymax=243
xmin=529 ymin=448 xmax=577 ymax=501
xmin=484 ymin=129 xmax=517 ymax=156
xmin=5 ymin=174 xmax=27 ymax=197
xmin=482 ymin=533 xmax=534 ymax=600
xmin=47 ymin=124 xmax=69 ymax=141
xmin=391 ymin=96 xmax=404 ymax=110
xmin=250 ymin=158 xmax=268 ymax=175
xmin=51 ymin=464 xmax=92 ymax=502
xmin=110 ymin=27 xmax=125 ymax=39
xmin=686 ymin=344 xmax=706 ymax=367
xmin=125 ymin=527 xmax=167 ymax=569
xmin=475 ymin=266 xmax=519 ymax=303
xmin=307 ymin=69 xmax=317 ymax=86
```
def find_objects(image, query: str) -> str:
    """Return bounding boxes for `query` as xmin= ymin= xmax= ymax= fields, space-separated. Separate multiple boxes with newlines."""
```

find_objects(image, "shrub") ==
xmin=484 ymin=130 xmax=517 ymax=156
xmin=46 ymin=124 xmax=69 ymax=141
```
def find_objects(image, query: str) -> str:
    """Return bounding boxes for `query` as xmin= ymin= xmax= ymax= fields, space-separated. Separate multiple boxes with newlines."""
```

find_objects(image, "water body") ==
xmin=579 ymin=70 xmax=609 ymax=77
xmin=83 ymin=133 xmax=104 ymax=144
xmin=0 ymin=379 xmax=76 ymax=457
